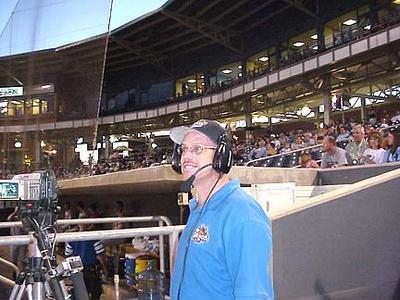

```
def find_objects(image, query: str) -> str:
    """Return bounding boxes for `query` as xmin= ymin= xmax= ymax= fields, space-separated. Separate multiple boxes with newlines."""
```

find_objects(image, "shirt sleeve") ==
xmin=321 ymin=153 xmax=327 ymax=169
xmin=93 ymin=240 xmax=105 ymax=255
xmin=225 ymin=219 xmax=274 ymax=300
xmin=338 ymin=149 xmax=349 ymax=165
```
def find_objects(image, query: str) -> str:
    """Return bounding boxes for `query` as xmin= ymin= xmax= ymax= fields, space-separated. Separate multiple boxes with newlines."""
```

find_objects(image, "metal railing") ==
xmin=0 ymin=216 xmax=175 ymax=275
xmin=245 ymin=143 xmax=324 ymax=167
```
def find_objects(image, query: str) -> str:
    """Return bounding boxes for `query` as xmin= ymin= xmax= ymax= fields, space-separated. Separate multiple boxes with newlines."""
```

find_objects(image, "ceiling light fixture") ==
xmin=237 ymin=65 xmax=242 ymax=69
xmin=187 ymin=79 xmax=196 ymax=83
xmin=258 ymin=56 xmax=269 ymax=62
xmin=312 ymin=45 xmax=318 ymax=50
xmin=293 ymin=41 xmax=305 ymax=47
xmin=221 ymin=69 xmax=232 ymax=74
xmin=310 ymin=34 xmax=318 ymax=40
xmin=343 ymin=18 xmax=357 ymax=26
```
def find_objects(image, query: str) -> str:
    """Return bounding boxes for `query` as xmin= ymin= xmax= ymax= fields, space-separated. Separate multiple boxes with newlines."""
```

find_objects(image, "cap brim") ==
xmin=170 ymin=126 xmax=190 ymax=144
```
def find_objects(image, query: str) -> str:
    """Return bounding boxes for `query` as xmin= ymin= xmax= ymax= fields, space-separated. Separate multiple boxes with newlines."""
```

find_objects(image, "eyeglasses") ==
xmin=178 ymin=144 xmax=216 ymax=155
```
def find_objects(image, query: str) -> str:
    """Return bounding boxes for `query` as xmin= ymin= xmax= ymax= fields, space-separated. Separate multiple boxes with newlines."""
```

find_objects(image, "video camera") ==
xmin=0 ymin=170 xmax=59 ymax=229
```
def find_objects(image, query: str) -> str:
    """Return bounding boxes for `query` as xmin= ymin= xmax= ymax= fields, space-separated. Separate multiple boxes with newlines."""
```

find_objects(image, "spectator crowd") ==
xmin=1 ymin=110 xmax=400 ymax=180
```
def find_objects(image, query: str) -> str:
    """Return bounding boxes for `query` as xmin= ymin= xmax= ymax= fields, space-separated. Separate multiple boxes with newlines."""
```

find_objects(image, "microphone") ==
xmin=180 ymin=163 xmax=213 ymax=192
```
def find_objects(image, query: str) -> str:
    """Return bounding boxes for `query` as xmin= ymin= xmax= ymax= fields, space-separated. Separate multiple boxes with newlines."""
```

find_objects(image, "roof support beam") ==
xmin=162 ymin=10 xmax=243 ymax=55
xmin=109 ymin=37 xmax=171 ymax=75
xmin=282 ymin=0 xmax=319 ymax=20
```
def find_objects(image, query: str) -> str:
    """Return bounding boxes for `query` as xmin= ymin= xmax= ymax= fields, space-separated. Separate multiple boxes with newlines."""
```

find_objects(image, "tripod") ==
xmin=9 ymin=224 xmax=89 ymax=300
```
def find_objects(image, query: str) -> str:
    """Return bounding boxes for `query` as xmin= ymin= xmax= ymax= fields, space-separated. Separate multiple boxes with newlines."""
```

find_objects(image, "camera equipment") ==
xmin=1 ymin=170 xmax=89 ymax=300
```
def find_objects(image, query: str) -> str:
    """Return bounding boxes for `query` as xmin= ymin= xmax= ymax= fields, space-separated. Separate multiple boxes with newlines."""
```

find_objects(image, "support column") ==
xmin=245 ymin=101 xmax=253 ymax=144
xmin=360 ymin=97 xmax=367 ymax=123
xmin=34 ymin=133 xmax=41 ymax=169
xmin=323 ymin=91 xmax=332 ymax=126
xmin=241 ymin=58 xmax=247 ymax=80
xmin=316 ymin=21 xmax=326 ymax=51
xmin=368 ymin=0 xmax=379 ymax=27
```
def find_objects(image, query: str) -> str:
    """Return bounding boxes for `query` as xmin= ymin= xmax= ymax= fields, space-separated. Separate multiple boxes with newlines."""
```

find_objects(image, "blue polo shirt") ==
xmin=170 ymin=179 xmax=274 ymax=300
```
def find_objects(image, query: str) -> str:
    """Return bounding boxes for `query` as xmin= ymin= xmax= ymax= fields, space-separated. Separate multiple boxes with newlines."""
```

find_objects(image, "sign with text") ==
xmin=0 ymin=87 xmax=23 ymax=98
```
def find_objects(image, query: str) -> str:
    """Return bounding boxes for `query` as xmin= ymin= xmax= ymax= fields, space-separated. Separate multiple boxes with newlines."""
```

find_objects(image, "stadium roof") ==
xmin=0 ymin=0 xmax=367 ymax=87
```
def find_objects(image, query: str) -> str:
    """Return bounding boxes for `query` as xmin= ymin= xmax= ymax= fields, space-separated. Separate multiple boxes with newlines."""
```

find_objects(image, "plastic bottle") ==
xmin=136 ymin=260 xmax=165 ymax=300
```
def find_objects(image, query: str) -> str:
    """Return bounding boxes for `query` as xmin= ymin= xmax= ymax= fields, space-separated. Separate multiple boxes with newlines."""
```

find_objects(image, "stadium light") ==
xmin=258 ymin=56 xmax=269 ymax=62
xmin=187 ymin=79 xmax=196 ymax=83
xmin=310 ymin=34 xmax=318 ymax=40
xmin=221 ymin=69 xmax=232 ymax=74
xmin=293 ymin=41 xmax=305 ymax=47
xmin=343 ymin=18 xmax=357 ymax=26
xmin=300 ymin=106 xmax=311 ymax=116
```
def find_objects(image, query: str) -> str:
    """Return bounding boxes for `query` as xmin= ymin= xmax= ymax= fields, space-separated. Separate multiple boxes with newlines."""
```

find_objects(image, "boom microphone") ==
xmin=180 ymin=163 xmax=213 ymax=192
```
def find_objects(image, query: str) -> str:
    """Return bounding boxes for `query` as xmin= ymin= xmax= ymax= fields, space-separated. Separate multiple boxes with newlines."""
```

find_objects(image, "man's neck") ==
xmin=193 ymin=175 xmax=230 ymax=206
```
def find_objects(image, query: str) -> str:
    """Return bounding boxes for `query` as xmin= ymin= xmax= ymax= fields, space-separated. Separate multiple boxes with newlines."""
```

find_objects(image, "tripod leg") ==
xmin=31 ymin=281 xmax=45 ymax=300
xmin=26 ymin=284 xmax=33 ymax=300
xmin=9 ymin=283 xmax=25 ymax=300
xmin=9 ymin=270 xmax=27 ymax=300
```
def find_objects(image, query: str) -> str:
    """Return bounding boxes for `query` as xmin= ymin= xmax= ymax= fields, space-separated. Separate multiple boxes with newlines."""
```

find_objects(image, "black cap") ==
xmin=170 ymin=119 xmax=226 ymax=145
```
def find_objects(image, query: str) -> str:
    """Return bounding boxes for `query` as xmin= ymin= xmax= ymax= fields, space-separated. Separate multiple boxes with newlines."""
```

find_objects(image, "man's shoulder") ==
xmin=336 ymin=147 xmax=347 ymax=155
xmin=224 ymin=187 xmax=268 ymax=221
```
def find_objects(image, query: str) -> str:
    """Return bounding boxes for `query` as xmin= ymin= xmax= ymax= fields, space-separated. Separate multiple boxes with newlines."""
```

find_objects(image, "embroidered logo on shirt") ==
xmin=191 ymin=224 xmax=209 ymax=244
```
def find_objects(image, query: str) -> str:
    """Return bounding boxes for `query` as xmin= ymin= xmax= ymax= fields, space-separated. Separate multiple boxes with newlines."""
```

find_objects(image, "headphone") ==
xmin=172 ymin=133 xmax=233 ymax=174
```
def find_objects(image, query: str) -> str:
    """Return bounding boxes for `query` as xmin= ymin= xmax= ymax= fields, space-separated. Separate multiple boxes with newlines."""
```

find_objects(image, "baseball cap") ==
xmin=170 ymin=119 xmax=226 ymax=145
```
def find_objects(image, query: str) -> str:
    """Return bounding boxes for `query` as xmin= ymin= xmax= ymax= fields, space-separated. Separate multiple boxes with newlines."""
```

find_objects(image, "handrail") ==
xmin=0 ymin=226 xmax=185 ymax=276
xmin=0 ymin=216 xmax=172 ymax=228
xmin=0 ymin=257 xmax=19 ymax=274
xmin=0 ymin=216 xmax=173 ymax=274
xmin=0 ymin=274 xmax=15 ymax=287
xmin=245 ymin=143 xmax=323 ymax=166
xmin=0 ymin=257 xmax=19 ymax=286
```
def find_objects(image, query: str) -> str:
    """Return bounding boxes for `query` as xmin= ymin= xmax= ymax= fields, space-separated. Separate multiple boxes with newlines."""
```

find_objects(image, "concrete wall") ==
xmin=317 ymin=162 xmax=400 ymax=185
xmin=271 ymin=171 xmax=400 ymax=299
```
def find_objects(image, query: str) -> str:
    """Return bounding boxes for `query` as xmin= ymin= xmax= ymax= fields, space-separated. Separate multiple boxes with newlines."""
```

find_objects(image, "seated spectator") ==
xmin=279 ymin=142 xmax=291 ymax=154
xmin=383 ymin=127 xmax=400 ymax=163
xmin=267 ymin=142 xmax=277 ymax=156
xmin=362 ymin=131 xmax=386 ymax=164
xmin=270 ymin=134 xmax=281 ymax=150
xmin=336 ymin=125 xmax=350 ymax=142
xmin=303 ymin=133 xmax=315 ymax=147
xmin=299 ymin=153 xmax=319 ymax=168
xmin=248 ymin=137 xmax=267 ymax=160
xmin=321 ymin=136 xmax=348 ymax=168
xmin=291 ymin=135 xmax=304 ymax=151
xmin=345 ymin=125 xmax=368 ymax=163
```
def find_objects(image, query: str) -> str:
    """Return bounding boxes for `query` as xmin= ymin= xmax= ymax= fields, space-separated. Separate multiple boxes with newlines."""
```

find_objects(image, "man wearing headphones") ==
xmin=169 ymin=119 xmax=274 ymax=300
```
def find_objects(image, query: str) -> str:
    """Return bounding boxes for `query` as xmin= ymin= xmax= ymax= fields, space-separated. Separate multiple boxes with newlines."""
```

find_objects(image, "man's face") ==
xmin=180 ymin=131 xmax=216 ymax=181
xmin=323 ymin=137 xmax=334 ymax=152
xmin=352 ymin=128 xmax=364 ymax=143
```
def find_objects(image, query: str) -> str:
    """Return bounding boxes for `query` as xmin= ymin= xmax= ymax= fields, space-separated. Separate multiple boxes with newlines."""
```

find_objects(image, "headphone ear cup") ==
xmin=172 ymin=144 xmax=182 ymax=174
xmin=213 ymin=135 xmax=233 ymax=174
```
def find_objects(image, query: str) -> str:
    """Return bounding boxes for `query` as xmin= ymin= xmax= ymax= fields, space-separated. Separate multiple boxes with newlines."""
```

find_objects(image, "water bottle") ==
xmin=136 ymin=260 xmax=165 ymax=300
